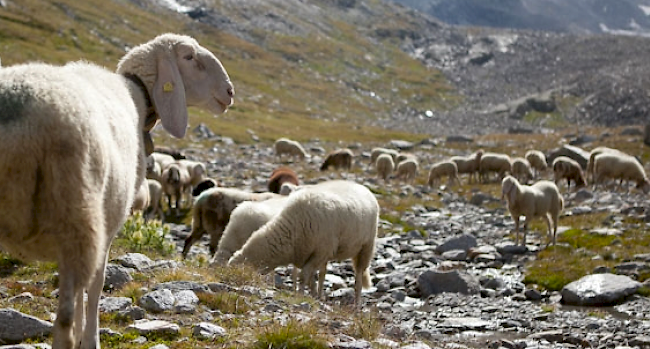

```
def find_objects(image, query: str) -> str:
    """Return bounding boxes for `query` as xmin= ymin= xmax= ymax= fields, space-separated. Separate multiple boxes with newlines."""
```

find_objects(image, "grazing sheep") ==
xmin=552 ymin=156 xmax=587 ymax=191
xmin=182 ymin=188 xmax=280 ymax=258
xmin=192 ymin=177 xmax=219 ymax=197
xmin=593 ymin=153 xmax=650 ymax=193
xmin=153 ymin=146 xmax=186 ymax=160
xmin=212 ymin=196 xmax=290 ymax=264
xmin=274 ymin=137 xmax=308 ymax=161
xmin=511 ymin=157 xmax=534 ymax=183
xmin=145 ymin=154 xmax=163 ymax=182
xmin=479 ymin=152 xmax=512 ymax=183
xmin=320 ymin=148 xmax=354 ymax=171
xmin=146 ymin=179 xmax=165 ymax=222
xmin=370 ymin=147 xmax=399 ymax=166
xmin=267 ymin=166 xmax=299 ymax=194
xmin=395 ymin=157 xmax=419 ymax=183
xmin=179 ymin=159 xmax=207 ymax=188
xmin=427 ymin=160 xmax=461 ymax=188
xmin=396 ymin=152 xmax=416 ymax=164
xmin=546 ymin=144 xmax=589 ymax=170
xmin=525 ymin=150 xmax=548 ymax=178
xmin=0 ymin=33 xmax=233 ymax=349
xmin=450 ymin=149 xmax=483 ymax=184
xmin=586 ymin=146 xmax=631 ymax=184
xmin=151 ymin=152 xmax=175 ymax=176
xmin=161 ymin=161 xmax=192 ymax=215
xmin=501 ymin=176 xmax=564 ymax=246
xmin=375 ymin=153 xmax=395 ymax=182
xmin=229 ymin=180 xmax=379 ymax=304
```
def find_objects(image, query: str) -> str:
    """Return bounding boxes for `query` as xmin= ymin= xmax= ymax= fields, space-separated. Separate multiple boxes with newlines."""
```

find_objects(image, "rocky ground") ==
xmin=2 ymin=126 xmax=650 ymax=348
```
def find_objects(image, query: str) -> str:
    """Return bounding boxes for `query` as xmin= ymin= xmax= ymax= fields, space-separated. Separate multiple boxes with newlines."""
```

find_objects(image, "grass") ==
xmin=252 ymin=320 xmax=329 ymax=349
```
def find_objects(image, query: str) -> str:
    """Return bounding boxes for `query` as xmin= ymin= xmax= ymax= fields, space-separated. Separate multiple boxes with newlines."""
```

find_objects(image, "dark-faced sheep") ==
xmin=552 ymin=156 xmax=587 ymax=191
xmin=268 ymin=166 xmax=300 ymax=194
xmin=0 ymin=33 xmax=233 ymax=348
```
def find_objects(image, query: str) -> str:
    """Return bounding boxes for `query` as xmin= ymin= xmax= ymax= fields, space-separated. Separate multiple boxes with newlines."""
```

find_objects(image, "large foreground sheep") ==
xmin=0 ymin=33 xmax=233 ymax=349
xmin=229 ymin=180 xmax=379 ymax=304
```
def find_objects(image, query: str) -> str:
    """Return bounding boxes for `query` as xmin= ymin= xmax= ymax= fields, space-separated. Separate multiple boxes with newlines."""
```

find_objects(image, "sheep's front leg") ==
xmin=317 ymin=263 xmax=327 ymax=300
xmin=543 ymin=214 xmax=554 ymax=247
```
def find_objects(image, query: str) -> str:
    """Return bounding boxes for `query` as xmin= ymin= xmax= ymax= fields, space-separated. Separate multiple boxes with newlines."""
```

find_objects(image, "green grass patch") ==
xmin=252 ymin=320 xmax=329 ymax=349
xmin=198 ymin=291 xmax=252 ymax=314
xmin=114 ymin=213 xmax=176 ymax=258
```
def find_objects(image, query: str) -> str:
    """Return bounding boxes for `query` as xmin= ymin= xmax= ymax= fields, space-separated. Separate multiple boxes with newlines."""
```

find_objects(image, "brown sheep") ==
xmin=321 ymin=148 xmax=354 ymax=171
xmin=268 ymin=167 xmax=300 ymax=194
xmin=552 ymin=156 xmax=587 ymax=191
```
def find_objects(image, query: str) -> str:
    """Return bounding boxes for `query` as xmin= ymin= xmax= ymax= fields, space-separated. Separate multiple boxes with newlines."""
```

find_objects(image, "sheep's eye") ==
xmin=184 ymin=54 xmax=194 ymax=61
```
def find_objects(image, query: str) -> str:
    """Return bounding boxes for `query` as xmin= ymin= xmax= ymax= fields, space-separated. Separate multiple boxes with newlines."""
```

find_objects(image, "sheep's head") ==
xmin=638 ymin=179 xmax=650 ymax=194
xmin=118 ymin=33 xmax=234 ymax=138
xmin=501 ymin=175 xmax=519 ymax=203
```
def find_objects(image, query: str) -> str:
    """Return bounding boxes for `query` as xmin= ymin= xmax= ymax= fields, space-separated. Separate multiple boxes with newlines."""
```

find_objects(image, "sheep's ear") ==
xmin=153 ymin=54 xmax=188 ymax=138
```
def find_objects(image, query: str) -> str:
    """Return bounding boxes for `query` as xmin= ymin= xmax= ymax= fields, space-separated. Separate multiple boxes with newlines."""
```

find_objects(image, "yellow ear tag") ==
xmin=163 ymin=82 xmax=174 ymax=93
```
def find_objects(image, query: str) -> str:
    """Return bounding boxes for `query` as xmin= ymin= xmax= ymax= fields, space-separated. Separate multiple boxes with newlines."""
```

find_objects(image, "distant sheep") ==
xmin=375 ymin=153 xmax=395 ymax=182
xmin=396 ymin=152 xmax=416 ymax=164
xmin=268 ymin=166 xmax=300 ymax=194
xmin=212 ymin=196 xmax=290 ymax=264
xmin=192 ymin=178 xmax=219 ymax=197
xmin=153 ymin=146 xmax=186 ymax=160
xmin=182 ymin=187 xmax=280 ymax=258
xmin=525 ymin=150 xmax=548 ymax=178
xmin=132 ymin=180 xmax=150 ymax=215
xmin=150 ymin=152 xmax=176 ymax=179
xmin=501 ymin=176 xmax=564 ymax=246
xmin=0 ymin=33 xmax=233 ymax=348
xmin=586 ymin=146 xmax=630 ymax=184
xmin=320 ymin=148 xmax=354 ymax=171
xmin=546 ymin=144 xmax=589 ymax=170
xmin=427 ymin=160 xmax=461 ymax=188
xmin=395 ymin=157 xmax=419 ymax=183
xmin=274 ymin=137 xmax=308 ymax=161
xmin=552 ymin=156 xmax=587 ymax=191
xmin=161 ymin=162 xmax=192 ymax=215
xmin=146 ymin=179 xmax=165 ymax=222
xmin=593 ymin=152 xmax=650 ymax=193
xmin=480 ymin=152 xmax=512 ymax=183
xmin=370 ymin=147 xmax=399 ymax=166
xmin=511 ymin=157 xmax=534 ymax=183
xmin=450 ymin=149 xmax=483 ymax=184
xmin=179 ymin=159 xmax=207 ymax=188
xmin=229 ymin=180 xmax=379 ymax=304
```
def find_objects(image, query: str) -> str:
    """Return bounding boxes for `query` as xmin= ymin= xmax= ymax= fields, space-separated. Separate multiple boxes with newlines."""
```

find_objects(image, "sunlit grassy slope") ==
xmin=0 ymin=0 xmax=459 ymax=144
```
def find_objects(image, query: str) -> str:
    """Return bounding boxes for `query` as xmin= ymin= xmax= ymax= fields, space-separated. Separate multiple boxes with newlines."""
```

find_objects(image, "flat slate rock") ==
xmin=561 ymin=273 xmax=641 ymax=306
xmin=0 ymin=308 xmax=52 ymax=343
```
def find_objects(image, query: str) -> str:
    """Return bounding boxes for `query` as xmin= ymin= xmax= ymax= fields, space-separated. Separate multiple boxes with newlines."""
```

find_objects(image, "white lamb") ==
xmin=395 ymin=157 xmax=419 ymax=183
xmin=450 ymin=149 xmax=483 ymax=184
xmin=427 ymin=160 xmax=461 ymax=188
xmin=212 ymin=196 xmax=290 ymax=264
xmin=0 ymin=33 xmax=233 ymax=349
xmin=525 ymin=150 xmax=548 ymax=178
xmin=229 ymin=180 xmax=379 ymax=304
xmin=274 ymin=137 xmax=308 ymax=161
xmin=511 ymin=157 xmax=533 ymax=183
xmin=501 ymin=176 xmax=564 ymax=246
xmin=375 ymin=153 xmax=395 ymax=182
xmin=593 ymin=152 xmax=650 ymax=193
xmin=182 ymin=187 xmax=280 ymax=258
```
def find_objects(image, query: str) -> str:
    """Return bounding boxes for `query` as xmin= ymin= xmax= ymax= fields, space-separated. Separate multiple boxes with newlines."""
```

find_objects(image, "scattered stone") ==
xmin=436 ymin=233 xmax=477 ymax=253
xmin=561 ymin=273 xmax=641 ymax=306
xmin=126 ymin=319 xmax=180 ymax=337
xmin=139 ymin=289 xmax=175 ymax=313
xmin=192 ymin=322 xmax=227 ymax=339
xmin=0 ymin=309 xmax=52 ymax=343
xmin=104 ymin=264 xmax=133 ymax=290
xmin=417 ymin=270 xmax=480 ymax=297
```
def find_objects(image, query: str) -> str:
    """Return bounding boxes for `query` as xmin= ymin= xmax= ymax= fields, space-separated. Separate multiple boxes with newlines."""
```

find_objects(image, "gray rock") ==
xmin=399 ymin=341 xmax=432 ymax=349
xmin=139 ymin=289 xmax=175 ymax=313
xmin=0 ymin=308 xmax=52 ymax=343
xmin=113 ymin=253 xmax=154 ymax=270
xmin=417 ymin=270 xmax=480 ymax=297
xmin=561 ymin=273 xmax=641 ymax=306
xmin=126 ymin=319 xmax=180 ymax=336
xmin=546 ymin=144 xmax=589 ymax=169
xmin=173 ymin=290 xmax=199 ymax=307
xmin=446 ymin=135 xmax=474 ymax=143
xmin=99 ymin=296 xmax=133 ymax=313
xmin=436 ymin=233 xmax=477 ymax=254
xmin=192 ymin=322 xmax=227 ymax=339
xmin=441 ymin=249 xmax=467 ymax=261
xmin=153 ymin=281 xmax=210 ymax=293
xmin=104 ymin=264 xmax=133 ymax=290
xmin=390 ymin=140 xmax=415 ymax=150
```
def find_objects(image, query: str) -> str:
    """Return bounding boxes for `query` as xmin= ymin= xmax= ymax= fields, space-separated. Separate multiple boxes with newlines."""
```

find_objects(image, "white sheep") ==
xmin=274 ymin=137 xmax=308 ymax=161
xmin=525 ymin=150 xmax=548 ymax=178
xmin=229 ymin=180 xmax=379 ymax=304
xmin=179 ymin=159 xmax=207 ymax=188
xmin=511 ymin=157 xmax=533 ymax=183
xmin=586 ymin=146 xmax=629 ymax=184
xmin=427 ymin=160 xmax=461 ymax=188
xmin=146 ymin=179 xmax=165 ymax=222
xmin=450 ymin=149 xmax=483 ymax=184
xmin=375 ymin=153 xmax=395 ymax=182
xmin=593 ymin=152 xmax=650 ymax=193
xmin=212 ymin=196 xmax=290 ymax=264
xmin=182 ymin=187 xmax=280 ymax=258
xmin=131 ymin=180 xmax=150 ymax=215
xmin=501 ymin=176 xmax=564 ymax=246
xmin=479 ymin=152 xmax=512 ymax=183
xmin=0 ymin=33 xmax=233 ymax=349
xmin=552 ymin=156 xmax=587 ymax=191
xmin=395 ymin=157 xmax=419 ymax=183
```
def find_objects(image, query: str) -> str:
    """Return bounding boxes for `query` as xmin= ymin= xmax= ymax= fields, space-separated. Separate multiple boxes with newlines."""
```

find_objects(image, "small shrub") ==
xmin=116 ymin=213 xmax=175 ymax=257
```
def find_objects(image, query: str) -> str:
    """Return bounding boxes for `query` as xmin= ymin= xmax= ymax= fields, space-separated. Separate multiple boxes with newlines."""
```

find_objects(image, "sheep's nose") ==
xmin=227 ymin=86 xmax=234 ymax=97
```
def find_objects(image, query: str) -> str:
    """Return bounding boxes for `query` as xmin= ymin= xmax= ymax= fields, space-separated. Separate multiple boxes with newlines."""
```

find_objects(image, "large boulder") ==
xmin=417 ymin=270 xmax=480 ymax=297
xmin=546 ymin=144 xmax=590 ymax=169
xmin=561 ymin=273 xmax=641 ymax=306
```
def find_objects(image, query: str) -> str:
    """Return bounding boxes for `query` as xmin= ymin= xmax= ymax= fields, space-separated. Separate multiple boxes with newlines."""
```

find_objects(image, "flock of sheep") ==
xmin=1 ymin=30 xmax=649 ymax=349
